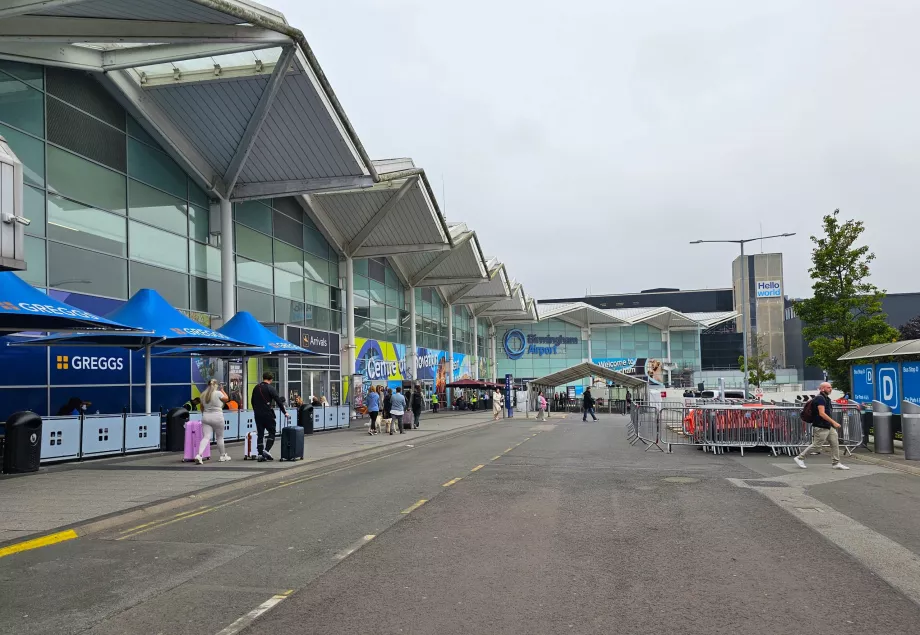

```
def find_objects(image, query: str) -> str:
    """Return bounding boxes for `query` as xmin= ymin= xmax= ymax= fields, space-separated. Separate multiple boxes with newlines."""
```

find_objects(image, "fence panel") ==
xmin=636 ymin=405 xmax=663 ymax=451
xmin=40 ymin=415 xmax=81 ymax=463
xmin=80 ymin=414 xmax=125 ymax=458
xmin=124 ymin=414 xmax=159 ymax=453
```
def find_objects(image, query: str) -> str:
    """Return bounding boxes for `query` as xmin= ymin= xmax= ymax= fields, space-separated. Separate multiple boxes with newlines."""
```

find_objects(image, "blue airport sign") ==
xmin=851 ymin=364 xmax=873 ymax=404
xmin=875 ymin=363 xmax=901 ymax=414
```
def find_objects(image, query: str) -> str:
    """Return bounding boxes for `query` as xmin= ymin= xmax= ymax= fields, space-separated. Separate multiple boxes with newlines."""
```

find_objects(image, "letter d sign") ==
xmin=877 ymin=365 xmax=899 ymax=412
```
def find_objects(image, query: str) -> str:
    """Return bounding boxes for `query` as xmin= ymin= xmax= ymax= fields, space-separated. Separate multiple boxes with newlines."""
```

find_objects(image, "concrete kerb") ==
xmin=848 ymin=451 xmax=920 ymax=477
xmin=0 ymin=417 xmax=498 ymax=549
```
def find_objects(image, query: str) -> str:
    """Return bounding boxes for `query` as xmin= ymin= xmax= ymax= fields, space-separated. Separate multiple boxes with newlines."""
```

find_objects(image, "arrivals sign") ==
xmin=756 ymin=280 xmax=782 ymax=298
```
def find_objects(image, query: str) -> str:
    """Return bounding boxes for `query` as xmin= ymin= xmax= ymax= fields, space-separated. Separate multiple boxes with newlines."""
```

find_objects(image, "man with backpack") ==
xmin=583 ymin=388 xmax=598 ymax=422
xmin=794 ymin=382 xmax=849 ymax=470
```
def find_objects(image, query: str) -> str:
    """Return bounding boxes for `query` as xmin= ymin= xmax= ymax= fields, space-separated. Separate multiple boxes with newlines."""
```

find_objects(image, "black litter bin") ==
xmin=2 ymin=411 xmax=42 ymax=474
xmin=165 ymin=407 xmax=190 ymax=452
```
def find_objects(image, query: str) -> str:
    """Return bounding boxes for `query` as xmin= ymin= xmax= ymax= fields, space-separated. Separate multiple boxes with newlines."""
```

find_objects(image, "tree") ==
xmin=738 ymin=334 xmax=776 ymax=388
xmin=899 ymin=315 xmax=920 ymax=341
xmin=794 ymin=210 xmax=899 ymax=393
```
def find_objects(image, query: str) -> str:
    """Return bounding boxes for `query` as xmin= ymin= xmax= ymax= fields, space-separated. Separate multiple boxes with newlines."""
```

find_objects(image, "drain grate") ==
xmin=743 ymin=480 xmax=789 ymax=488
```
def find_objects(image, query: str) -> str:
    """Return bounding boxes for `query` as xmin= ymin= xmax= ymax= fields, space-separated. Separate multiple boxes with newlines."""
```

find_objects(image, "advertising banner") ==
xmin=755 ymin=280 xmax=783 ymax=298
xmin=49 ymin=345 xmax=130 ymax=386
xmin=592 ymin=357 xmax=664 ymax=384
xmin=875 ymin=363 xmax=901 ymax=414
xmin=901 ymin=362 xmax=920 ymax=406
xmin=851 ymin=364 xmax=874 ymax=404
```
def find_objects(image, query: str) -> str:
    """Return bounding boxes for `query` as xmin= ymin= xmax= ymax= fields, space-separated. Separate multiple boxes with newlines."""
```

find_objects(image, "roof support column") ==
xmin=472 ymin=315 xmax=479 ymax=380
xmin=666 ymin=328 xmax=672 ymax=387
xmin=408 ymin=286 xmax=417 ymax=381
xmin=447 ymin=304 xmax=454 ymax=407
xmin=490 ymin=326 xmax=497 ymax=383
xmin=219 ymin=197 xmax=235 ymax=323
xmin=584 ymin=326 xmax=592 ymax=363
xmin=345 ymin=255 xmax=356 ymax=415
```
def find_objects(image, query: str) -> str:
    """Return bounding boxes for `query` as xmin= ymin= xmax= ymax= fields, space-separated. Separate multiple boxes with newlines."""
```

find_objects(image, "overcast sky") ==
xmin=277 ymin=0 xmax=920 ymax=300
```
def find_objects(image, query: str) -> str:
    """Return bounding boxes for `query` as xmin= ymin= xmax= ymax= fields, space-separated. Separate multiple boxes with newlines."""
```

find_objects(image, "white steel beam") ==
xmin=456 ymin=293 xmax=509 ymax=303
xmin=98 ymin=70 xmax=226 ymax=197
xmin=354 ymin=243 xmax=449 ymax=258
xmin=417 ymin=276 xmax=487 ymax=287
xmin=101 ymin=40 xmax=291 ymax=71
xmin=0 ymin=16 xmax=285 ymax=43
xmin=407 ymin=232 xmax=473 ymax=287
xmin=233 ymin=176 xmax=374 ymax=200
xmin=0 ymin=0 xmax=88 ymax=19
xmin=344 ymin=176 xmax=417 ymax=256
xmin=447 ymin=282 xmax=481 ymax=305
xmin=298 ymin=194 xmax=346 ymax=256
xmin=223 ymin=45 xmax=295 ymax=193
xmin=0 ymin=41 xmax=101 ymax=70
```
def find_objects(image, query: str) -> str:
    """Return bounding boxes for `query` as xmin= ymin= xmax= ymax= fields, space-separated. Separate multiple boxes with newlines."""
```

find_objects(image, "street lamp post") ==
xmin=690 ymin=233 xmax=795 ymax=397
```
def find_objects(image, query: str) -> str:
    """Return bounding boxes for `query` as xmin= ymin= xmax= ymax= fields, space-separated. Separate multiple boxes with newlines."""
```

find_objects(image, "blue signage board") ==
xmin=875 ymin=363 xmax=901 ymax=414
xmin=504 ymin=373 xmax=512 ymax=411
xmin=50 ymin=346 xmax=130 ymax=386
xmin=901 ymin=362 xmax=920 ymax=406
xmin=851 ymin=364 xmax=874 ymax=404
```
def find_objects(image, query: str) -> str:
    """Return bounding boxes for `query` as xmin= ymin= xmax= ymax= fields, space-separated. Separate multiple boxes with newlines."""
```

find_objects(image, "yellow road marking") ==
xmin=491 ymin=455 xmax=501 ymax=461
xmin=401 ymin=499 xmax=428 ymax=514
xmin=504 ymin=447 xmax=514 ymax=453
xmin=0 ymin=529 xmax=78 ymax=559
xmin=442 ymin=477 xmax=462 ymax=487
xmin=470 ymin=464 xmax=484 ymax=472
xmin=118 ymin=505 xmax=209 ymax=534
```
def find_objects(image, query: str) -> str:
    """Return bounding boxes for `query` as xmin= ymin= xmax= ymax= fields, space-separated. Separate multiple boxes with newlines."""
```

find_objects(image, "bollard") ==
xmin=901 ymin=401 xmax=920 ymax=461
xmin=871 ymin=400 xmax=894 ymax=454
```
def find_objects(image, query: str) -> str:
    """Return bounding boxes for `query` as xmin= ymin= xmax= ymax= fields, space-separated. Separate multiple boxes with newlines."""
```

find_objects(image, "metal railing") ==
xmin=630 ymin=401 xmax=864 ymax=456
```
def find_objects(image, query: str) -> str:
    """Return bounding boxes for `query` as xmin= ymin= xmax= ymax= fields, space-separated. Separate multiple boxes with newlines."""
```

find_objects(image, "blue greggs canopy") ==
xmin=0 ymin=272 xmax=139 ymax=333
xmin=155 ymin=311 xmax=316 ymax=358
xmin=17 ymin=289 xmax=251 ymax=349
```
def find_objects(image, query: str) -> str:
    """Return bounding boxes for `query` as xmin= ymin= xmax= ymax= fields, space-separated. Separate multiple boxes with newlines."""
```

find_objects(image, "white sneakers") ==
xmin=194 ymin=454 xmax=203 ymax=465
xmin=793 ymin=457 xmax=850 ymax=470
xmin=794 ymin=457 xmax=806 ymax=469
xmin=218 ymin=454 xmax=231 ymax=462
xmin=832 ymin=463 xmax=850 ymax=470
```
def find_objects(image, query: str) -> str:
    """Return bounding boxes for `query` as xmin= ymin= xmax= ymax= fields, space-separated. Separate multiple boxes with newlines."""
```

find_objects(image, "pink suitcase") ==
xmin=183 ymin=420 xmax=211 ymax=462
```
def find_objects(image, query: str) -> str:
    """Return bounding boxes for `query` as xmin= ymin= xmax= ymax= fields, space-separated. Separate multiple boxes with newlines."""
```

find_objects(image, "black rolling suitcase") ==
xmin=280 ymin=425 xmax=305 ymax=461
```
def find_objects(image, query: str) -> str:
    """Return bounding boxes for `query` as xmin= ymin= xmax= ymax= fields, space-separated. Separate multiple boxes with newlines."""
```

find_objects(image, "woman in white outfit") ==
xmin=197 ymin=379 xmax=230 ymax=464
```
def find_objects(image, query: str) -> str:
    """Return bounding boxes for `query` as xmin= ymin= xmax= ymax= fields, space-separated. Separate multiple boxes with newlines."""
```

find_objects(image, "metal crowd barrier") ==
xmin=629 ymin=401 xmax=865 ymax=456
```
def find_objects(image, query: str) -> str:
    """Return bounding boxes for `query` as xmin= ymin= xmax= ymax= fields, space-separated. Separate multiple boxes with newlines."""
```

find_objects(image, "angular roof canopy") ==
xmin=391 ymin=222 xmax=488 ymax=289
xmin=602 ymin=307 xmax=704 ymax=331
xmin=440 ymin=259 xmax=511 ymax=307
xmin=838 ymin=340 xmax=920 ymax=361
xmin=476 ymin=283 xmax=537 ymax=322
xmin=528 ymin=362 xmax=649 ymax=390
xmin=0 ymin=0 xmax=376 ymax=201
xmin=537 ymin=302 xmax=630 ymax=328
xmin=684 ymin=311 xmax=740 ymax=329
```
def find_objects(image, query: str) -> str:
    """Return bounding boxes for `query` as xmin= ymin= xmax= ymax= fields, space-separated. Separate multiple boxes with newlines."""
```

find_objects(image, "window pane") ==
xmin=188 ymin=204 xmax=209 ymax=243
xmin=128 ymin=179 xmax=187 ymax=235
xmin=236 ymin=257 xmax=272 ymax=293
xmin=304 ymin=252 xmax=330 ymax=284
xmin=305 ymin=279 xmax=330 ymax=308
xmin=303 ymin=226 xmax=329 ymax=260
xmin=235 ymin=224 xmax=272 ymax=264
xmin=0 ymin=60 xmax=43 ymax=89
xmin=237 ymin=287 xmax=273 ymax=323
xmin=354 ymin=273 xmax=368 ymax=293
xmin=0 ymin=73 xmax=43 ymax=136
xmin=127 ymin=115 xmax=157 ymax=146
xmin=0 ymin=123 xmax=43 ymax=186
xmin=130 ymin=261 xmax=188 ymax=309
xmin=273 ymin=210 xmax=303 ymax=248
xmin=330 ymin=286 xmax=341 ymax=311
xmin=368 ymin=259 xmax=385 ymax=283
xmin=24 ymin=185 xmax=44 ymax=236
xmin=47 ymin=146 xmax=126 ymax=214
xmin=385 ymin=266 xmax=397 ymax=288
xmin=369 ymin=279 xmax=385 ymax=305
xmin=273 ymin=240 xmax=303 ymax=275
xmin=188 ymin=179 xmax=210 ymax=209
xmin=17 ymin=236 xmax=45 ymax=287
xmin=370 ymin=300 xmax=385 ymax=322
xmin=313 ymin=306 xmax=331 ymax=331
xmin=274 ymin=268 xmax=304 ymax=301
xmin=235 ymin=200 xmax=272 ymax=234
xmin=129 ymin=221 xmax=187 ymax=272
xmin=48 ymin=242 xmax=127 ymax=298
xmin=48 ymin=194 xmax=126 ymax=256
xmin=274 ymin=297 xmax=306 ymax=325
xmin=385 ymin=287 xmax=398 ymax=308
xmin=189 ymin=242 xmax=221 ymax=280
xmin=354 ymin=258 xmax=368 ymax=277
xmin=353 ymin=288 xmax=369 ymax=308
xmin=190 ymin=276 xmax=221 ymax=315
xmin=128 ymin=138 xmax=186 ymax=199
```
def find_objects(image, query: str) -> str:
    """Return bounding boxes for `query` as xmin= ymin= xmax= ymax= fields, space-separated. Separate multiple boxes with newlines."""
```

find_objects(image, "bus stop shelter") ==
xmin=525 ymin=361 xmax=650 ymax=417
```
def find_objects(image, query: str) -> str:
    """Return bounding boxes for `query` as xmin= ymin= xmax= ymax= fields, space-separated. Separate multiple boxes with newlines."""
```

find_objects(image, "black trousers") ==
xmin=370 ymin=410 xmax=379 ymax=430
xmin=255 ymin=415 xmax=276 ymax=454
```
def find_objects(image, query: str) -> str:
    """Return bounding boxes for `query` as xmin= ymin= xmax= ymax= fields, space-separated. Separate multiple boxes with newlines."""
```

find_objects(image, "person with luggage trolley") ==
xmin=250 ymin=371 xmax=289 ymax=461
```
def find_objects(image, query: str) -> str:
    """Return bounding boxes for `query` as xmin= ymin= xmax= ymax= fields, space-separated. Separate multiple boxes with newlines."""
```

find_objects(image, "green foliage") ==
xmin=738 ymin=334 xmax=776 ymax=388
xmin=794 ymin=210 xmax=898 ymax=393
xmin=898 ymin=315 xmax=920 ymax=341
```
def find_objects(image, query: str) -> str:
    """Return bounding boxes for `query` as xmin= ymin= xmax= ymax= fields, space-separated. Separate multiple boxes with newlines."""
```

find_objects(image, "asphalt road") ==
xmin=2 ymin=414 xmax=920 ymax=635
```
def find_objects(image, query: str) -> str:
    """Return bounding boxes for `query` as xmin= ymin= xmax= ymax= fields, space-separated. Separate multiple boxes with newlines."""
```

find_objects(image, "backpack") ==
xmin=800 ymin=398 xmax=815 ymax=423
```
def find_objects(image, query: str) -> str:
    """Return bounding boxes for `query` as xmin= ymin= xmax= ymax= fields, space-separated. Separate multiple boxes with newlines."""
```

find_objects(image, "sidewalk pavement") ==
xmin=850 ymin=444 xmax=920 ymax=477
xmin=0 ymin=409 xmax=497 ymax=546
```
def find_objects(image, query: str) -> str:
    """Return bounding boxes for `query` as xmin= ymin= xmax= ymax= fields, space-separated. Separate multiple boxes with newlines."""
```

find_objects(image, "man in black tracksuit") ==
xmin=251 ymin=371 xmax=288 ymax=461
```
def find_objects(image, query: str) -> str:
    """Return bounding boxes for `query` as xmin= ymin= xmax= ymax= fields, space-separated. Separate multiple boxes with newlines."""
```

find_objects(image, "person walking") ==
xmin=625 ymin=390 xmax=632 ymax=413
xmin=196 ymin=379 xmax=230 ymax=464
xmin=537 ymin=391 xmax=547 ymax=421
xmin=390 ymin=386 xmax=407 ymax=434
xmin=382 ymin=388 xmax=393 ymax=432
xmin=366 ymin=385 xmax=381 ymax=435
xmin=411 ymin=384 xmax=423 ymax=429
xmin=583 ymin=388 xmax=598 ymax=422
xmin=794 ymin=382 xmax=849 ymax=470
xmin=251 ymin=371 xmax=289 ymax=462
xmin=492 ymin=388 xmax=504 ymax=421
xmin=431 ymin=391 xmax=439 ymax=413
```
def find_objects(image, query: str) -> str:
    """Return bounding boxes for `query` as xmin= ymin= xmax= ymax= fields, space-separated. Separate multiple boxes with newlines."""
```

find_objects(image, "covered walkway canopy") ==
xmin=527 ymin=361 xmax=649 ymax=394
xmin=839 ymin=340 xmax=920 ymax=361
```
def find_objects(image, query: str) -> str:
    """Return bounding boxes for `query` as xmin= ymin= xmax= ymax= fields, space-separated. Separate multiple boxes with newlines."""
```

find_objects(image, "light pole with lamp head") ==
xmin=689 ymin=233 xmax=795 ymax=397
